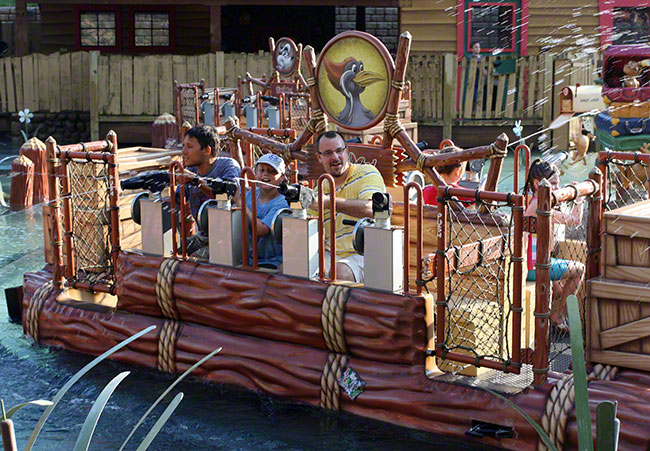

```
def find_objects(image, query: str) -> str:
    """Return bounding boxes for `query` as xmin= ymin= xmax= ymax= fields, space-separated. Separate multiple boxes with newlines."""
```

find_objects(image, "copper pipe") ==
xmin=533 ymin=180 xmax=552 ymax=385
xmin=439 ymin=139 xmax=454 ymax=149
xmin=513 ymin=144 xmax=531 ymax=195
xmin=586 ymin=168 xmax=603 ymax=358
xmin=46 ymin=137 xmax=64 ymax=289
xmin=435 ymin=187 xmax=448 ymax=356
xmin=247 ymin=127 xmax=297 ymax=139
xmin=403 ymin=182 xmax=423 ymax=295
xmin=60 ymin=157 xmax=75 ymax=280
xmin=511 ymin=195 xmax=524 ymax=367
xmin=279 ymin=92 xmax=286 ymax=129
xmin=256 ymin=90 xmax=263 ymax=128
xmin=445 ymin=186 xmax=524 ymax=204
xmin=291 ymin=160 xmax=298 ymax=184
xmin=371 ymin=135 xmax=383 ymax=146
xmin=439 ymin=351 xmax=521 ymax=374
xmin=169 ymin=161 xmax=188 ymax=259
xmin=599 ymin=151 xmax=609 ymax=215
xmin=240 ymin=167 xmax=258 ymax=268
xmin=236 ymin=76 xmax=243 ymax=118
xmin=213 ymin=87 xmax=220 ymax=126
xmin=245 ymin=142 xmax=253 ymax=168
xmin=56 ymin=150 xmax=116 ymax=162
xmin=318 ymin=174 xmax=336 ymax=282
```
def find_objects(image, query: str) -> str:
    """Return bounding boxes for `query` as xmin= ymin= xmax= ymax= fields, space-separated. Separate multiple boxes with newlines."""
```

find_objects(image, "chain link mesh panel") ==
xmin=66 ymin=159 xmax=113 ymax=284
xmin=547 ymin=197 xmax=589 ymax=372
xmin=177 ymin=85 xmax=201 ymax=127
xmin=286 ymin=94 xmax=310 ymax=135
xmin=602 ymin=154 xmax=650 ymax=211
xmin=439 ymin=196 xmax=520 ymax=374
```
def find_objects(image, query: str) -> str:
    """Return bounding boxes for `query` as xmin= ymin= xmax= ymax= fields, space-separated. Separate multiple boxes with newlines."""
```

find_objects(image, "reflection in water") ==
xmin=0 ymin=149 xmax=596 ymax=450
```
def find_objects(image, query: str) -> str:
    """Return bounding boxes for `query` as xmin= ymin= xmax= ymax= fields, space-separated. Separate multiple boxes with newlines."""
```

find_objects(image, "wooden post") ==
xmin=210 ymin=3 xmax=222 ymax=53
xmin=15 ymin=0 xmax=28 ymax=57
xmin=533 ymin=179 xmax=552 ymax=385
xmin=46 ymin=137 xmax=65 ymax=289
xmin=89 ymin=51 xmax=99 ymax=141
xmin=512 ymin=195 xmax=524 ymax=366
xmin=9 ymin=155 xmax=33 ymax=211
xmin=586 ymin=167 xmax=602 ymax=361
xmin=106 ymin=131 xmax=121 ymax=278
xmin=442 ymin=53 xmax=455 ymax=140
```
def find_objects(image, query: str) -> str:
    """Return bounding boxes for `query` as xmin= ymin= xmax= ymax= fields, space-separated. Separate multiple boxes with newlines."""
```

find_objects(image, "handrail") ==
xmin=169 ymin=161 xmax=188 ymax=260
xmin=317 ymin=173 xmax=336 ymax=282
xmin=403 ymin=182 xmax=423 ymax=295
xmin=240 ymin=167 xmax=258 ymax=269
xmin=439 ymin=139 xmax=454 ymax=149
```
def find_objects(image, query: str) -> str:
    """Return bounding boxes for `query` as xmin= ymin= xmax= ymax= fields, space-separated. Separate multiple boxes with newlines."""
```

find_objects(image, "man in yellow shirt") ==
xmin=310 ymin=130 xmax=386 ymax=282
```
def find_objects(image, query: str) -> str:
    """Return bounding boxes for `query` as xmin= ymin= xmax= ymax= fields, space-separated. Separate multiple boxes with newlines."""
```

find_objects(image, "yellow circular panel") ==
xmin=316 ymin=32 xmax=392 ymax=130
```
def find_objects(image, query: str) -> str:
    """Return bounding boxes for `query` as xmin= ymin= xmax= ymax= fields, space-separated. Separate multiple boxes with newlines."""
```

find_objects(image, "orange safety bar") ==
xmin=513 ymin=144 xmax=531 ymax=196
xmin=169 ymin=161 xmax=189 ymax=260
xmin=318 ymin=174 xmax=337 ymax=281
xmin=240 ymin=167 xmax=258 ymax=269
xmin=403 ymin=182 xmax=423 ymax=295
xmin=439 ymin=139 xmax=454 ymax=149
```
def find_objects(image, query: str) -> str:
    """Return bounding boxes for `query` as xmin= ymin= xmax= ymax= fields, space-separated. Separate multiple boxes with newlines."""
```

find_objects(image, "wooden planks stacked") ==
xmin=587 ymin=199 xmax=650 ymax=371
xmin=406 ymin=53 xmax=443 ymax=121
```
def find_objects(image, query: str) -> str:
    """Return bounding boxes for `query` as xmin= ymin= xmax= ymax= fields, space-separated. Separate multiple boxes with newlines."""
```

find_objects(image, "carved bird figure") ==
xmin=322 ymin=56 xmax=384 ymax=127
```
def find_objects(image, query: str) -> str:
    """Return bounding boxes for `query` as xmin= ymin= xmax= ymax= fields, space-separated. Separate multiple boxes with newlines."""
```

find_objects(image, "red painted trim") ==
xmin=466 ymin=2 xmax=517 ymax=54
xmin=456 ymin=0 xmax=464 ymax=61
xmin=599 ymin=0 xmax=650 ymax=47
xmin=74 ymin=5 xmax=122 ymax=52
xmin=521 ymin=0 xmax=529 ymax=56
xmin=127 ymin=6 xmax=175 ymax=53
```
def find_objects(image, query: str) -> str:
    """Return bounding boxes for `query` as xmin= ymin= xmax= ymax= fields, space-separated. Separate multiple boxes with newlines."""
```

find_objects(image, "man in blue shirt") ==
xmin=236 ymin=153 xmax=289 ymax=269
xmin=181 ymin=124 xmax=241 ymax=221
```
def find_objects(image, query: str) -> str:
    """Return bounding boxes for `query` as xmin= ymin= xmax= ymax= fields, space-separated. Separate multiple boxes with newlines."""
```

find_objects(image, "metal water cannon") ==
xmin=122 ymin=170 xmax=175 ymax=256
xmin=201 ymin=93 xmax=215 ymax=126
xmin=272 ymin=182 xmax=319 ymax=279
xmin=221 ymin=93 xmax=236 ymax=121
xmin=343 ymin=192 xmax=404 ymax=293
xmin=197 ymin=177 xmax=242 ymax=266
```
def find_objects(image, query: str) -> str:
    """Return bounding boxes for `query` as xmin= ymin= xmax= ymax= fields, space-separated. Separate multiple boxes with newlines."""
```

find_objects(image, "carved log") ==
xmin=115 ymin=252 xmax=426 ymax=366
xmin=9 ymin=155 xmax=33 ymax=211
xmin=22 ymin=271 xmax=650 ymax=451
xmin=19 ymin=137 xmax=47 ymax=203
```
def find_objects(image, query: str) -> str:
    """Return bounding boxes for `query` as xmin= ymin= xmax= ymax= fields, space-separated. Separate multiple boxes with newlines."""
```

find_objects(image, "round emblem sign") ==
xmin=315 ymin=31 xmax=394 ymax=131
xmin=273 ymin=37 xmax=299 ymax=77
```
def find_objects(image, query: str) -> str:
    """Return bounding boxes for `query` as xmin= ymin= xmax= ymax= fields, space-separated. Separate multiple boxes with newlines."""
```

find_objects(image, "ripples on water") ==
xmin=0 ymin=144 xmax=595 ymax=450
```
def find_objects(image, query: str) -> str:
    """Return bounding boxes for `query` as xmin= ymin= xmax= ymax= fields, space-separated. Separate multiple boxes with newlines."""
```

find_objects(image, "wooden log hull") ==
xmin=115 ymin=252 xmax=426 ymax=366
xmin=22 ymin=268 xmax=650 ymax=451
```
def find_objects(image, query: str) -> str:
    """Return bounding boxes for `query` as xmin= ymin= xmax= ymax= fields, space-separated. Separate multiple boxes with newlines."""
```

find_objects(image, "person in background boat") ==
xmin=309 ymin=130 xmax=386 ymax=283
xmin=523 ymin=159 xmax=585 ymax=332
xmin=180 ymin=124 xmax=241 ymax=256
xmin=233 ymin=153 xmax=289 ymax=269
xmin=422 ymin=147 xmax=474 ymax=208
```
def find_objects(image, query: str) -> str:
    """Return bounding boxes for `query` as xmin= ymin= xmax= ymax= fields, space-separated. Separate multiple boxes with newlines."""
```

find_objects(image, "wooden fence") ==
xmin=0 ymin=50 xmax=273 ymax=116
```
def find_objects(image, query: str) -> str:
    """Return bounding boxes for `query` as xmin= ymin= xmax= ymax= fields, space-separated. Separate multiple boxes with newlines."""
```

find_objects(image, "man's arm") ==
xmin=232 ymin=188 xmax=272 ymax=236
xmin=312 ymin=195 xmax=373 ymax=219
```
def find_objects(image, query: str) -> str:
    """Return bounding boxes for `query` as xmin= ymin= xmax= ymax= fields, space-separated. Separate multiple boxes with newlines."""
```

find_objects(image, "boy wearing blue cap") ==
xmin=236 ymin=153 xmax=289 ymax=269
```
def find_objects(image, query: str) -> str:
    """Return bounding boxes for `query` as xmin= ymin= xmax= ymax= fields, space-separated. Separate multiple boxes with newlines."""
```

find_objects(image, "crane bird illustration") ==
xmin=322 ymin=56 xmax=384 ymax=127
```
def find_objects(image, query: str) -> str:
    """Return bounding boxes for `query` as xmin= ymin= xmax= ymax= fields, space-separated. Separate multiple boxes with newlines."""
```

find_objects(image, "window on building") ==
xmin=468 ymin=3 xmax=516 ymax=53
xmin=79 ymin=11 xmax=117 ymax=47
xmin=134 ymin=12 xmax=171 ymax=47
xmin=613 ymin=7 xmax=650 ymax=44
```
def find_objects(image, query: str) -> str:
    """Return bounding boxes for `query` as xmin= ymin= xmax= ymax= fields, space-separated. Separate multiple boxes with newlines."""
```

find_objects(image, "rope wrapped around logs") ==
xmin=157 ymin=319 xmax=182 ymax=373
xmin=538 ymin=364 xmax=619 ymax=451
xmin=321 ymin=285 xmax=350 ymax=354
xmin=307 ymin=108 xmax=327 ymax=135
xmin=155 ymin=258 xmax=180 ymax=320
xmin=320 ymin=353 xmax=349 ymax=411
xmin=24 ymin=281 xmax=54 ymax=341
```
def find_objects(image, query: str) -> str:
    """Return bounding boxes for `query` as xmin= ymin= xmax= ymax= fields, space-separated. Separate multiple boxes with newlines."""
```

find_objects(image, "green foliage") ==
xmin=6 ymin=324 xmax=222 ymax=451
xmin=566 ymin=294 xmax=594 ymax=451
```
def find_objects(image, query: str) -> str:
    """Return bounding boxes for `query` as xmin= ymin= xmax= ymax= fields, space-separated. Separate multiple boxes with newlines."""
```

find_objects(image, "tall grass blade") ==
xmin=73 ymin=371 xmax=131 ymax=451
xmin=482 ymin=387 xmax=557 ymax=451
xmin=567 ymin=294 xmax=594 ymax=451
xmin=119 ymin=346 xmax=222 ymax=451
xmin=25 ymin=325 xmax=156 ymax=451
xmin=135 ymin=392 xmax=184 ymax=451
xmin=596 ymin=401 xmax=618 ymax=451
xmin=4 ymin=400 xmax=52 ymax=420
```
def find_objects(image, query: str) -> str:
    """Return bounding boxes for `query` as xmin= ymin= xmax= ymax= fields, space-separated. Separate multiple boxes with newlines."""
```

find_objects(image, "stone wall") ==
xmin=334 ymin=6 xmax=399 ymax=54
xmin=11 ymin=112 xmax=90 ymax=145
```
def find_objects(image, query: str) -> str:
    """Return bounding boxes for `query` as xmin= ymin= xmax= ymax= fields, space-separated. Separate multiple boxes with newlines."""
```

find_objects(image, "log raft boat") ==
xmin=17 ymin=31 xmax=650 ymax=450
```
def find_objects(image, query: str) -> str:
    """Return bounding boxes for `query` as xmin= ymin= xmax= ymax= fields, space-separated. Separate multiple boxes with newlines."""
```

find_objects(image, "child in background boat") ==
xmin=422 ymin=146 xmax=473 ymax=207
xmin=234 ymin=153 xmax=289 ymax=269
xmin=523 ymin=159 xmax=585 ymax=331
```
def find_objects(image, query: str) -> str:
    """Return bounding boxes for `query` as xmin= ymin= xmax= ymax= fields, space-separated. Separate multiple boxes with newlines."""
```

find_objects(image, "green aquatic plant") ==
xmin=2 ymin=325 xmax=221 ymax=451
